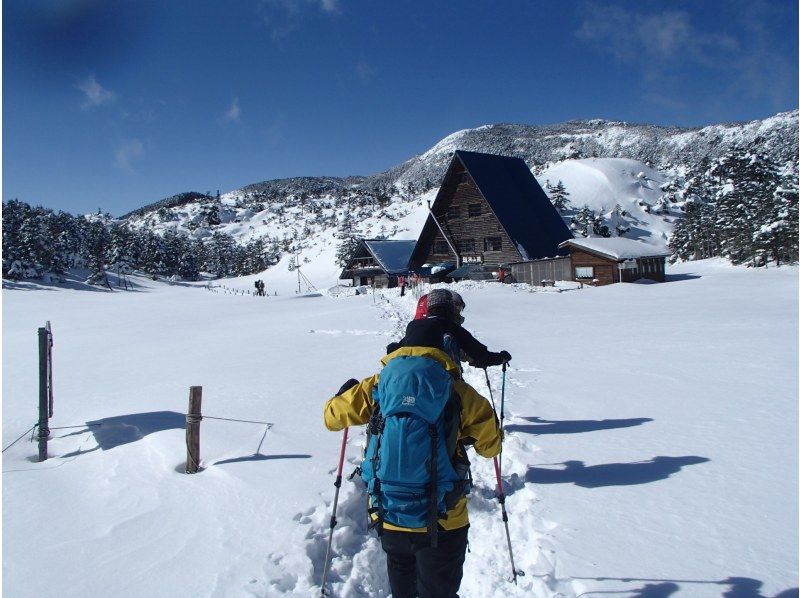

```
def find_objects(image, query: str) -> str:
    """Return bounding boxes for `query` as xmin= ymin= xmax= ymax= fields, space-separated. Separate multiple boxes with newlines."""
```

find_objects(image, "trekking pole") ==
xmin=483 ymin=369 xmax=498 ymax=413
xmin=493 ymin=455 xmax=524 ymax=584
xmin=499 ymin=361 xmax=508 ymax=472
xmin=484 ymin=368 xmax=505 ymax=475
xmin=321 ymin=427 xmax=349 ymax=596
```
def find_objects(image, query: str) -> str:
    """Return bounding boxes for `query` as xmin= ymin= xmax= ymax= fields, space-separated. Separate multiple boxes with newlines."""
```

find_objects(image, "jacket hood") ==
xmin=382 ymin=346 xmax=460 ymax=375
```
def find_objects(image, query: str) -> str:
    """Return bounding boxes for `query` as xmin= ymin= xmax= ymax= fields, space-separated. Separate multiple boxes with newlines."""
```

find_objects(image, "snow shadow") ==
xmin=506 ymin=416 xmax=652 ymax=435
xmin=665 ymin=273 xmax=702 ymax=282
xmin=2 ymin=271 xmax=150 ymax=293
xmin=60 ymin=411 xmax=185 ymax=452
xmin=213 ymin=453 xmax=311 ymax=465
xmin=525 ymin=456 xmax=709 ymax=488
xmin=573 ymin=575 xmax=797 ymax=598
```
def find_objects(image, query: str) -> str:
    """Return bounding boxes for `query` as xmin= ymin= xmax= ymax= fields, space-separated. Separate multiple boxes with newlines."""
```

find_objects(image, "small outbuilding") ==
xmin=558 ymin=237 xmax=671 ymax=285
xmin=340 ymin=239 xmax=416 ymax=288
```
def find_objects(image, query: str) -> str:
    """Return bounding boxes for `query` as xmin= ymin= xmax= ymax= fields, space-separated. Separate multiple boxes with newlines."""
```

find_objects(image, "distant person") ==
xmin=254 ymin=280 xmax=261 ymax=296
xmin=259 ymin=280 xmax=266 ymax=296
xmin=398 ymin=275 xmax=407 ymax=297
xmin=498 ymin=267 xmax=507 ymax=284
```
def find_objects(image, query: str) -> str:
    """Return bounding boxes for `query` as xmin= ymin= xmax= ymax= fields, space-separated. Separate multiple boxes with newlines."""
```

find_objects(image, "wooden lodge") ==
xmin=558 ymin=237 xmax=671 ymax=285
xmin=339 ymin=239 xmax=416 ymax=288
xmin=407 ymin=150 xmax=573 ymax=272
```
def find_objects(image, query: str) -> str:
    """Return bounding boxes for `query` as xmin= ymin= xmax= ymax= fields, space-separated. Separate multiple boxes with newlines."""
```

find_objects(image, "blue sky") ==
xmin=4 ymin=0 xmax=798 ymax=216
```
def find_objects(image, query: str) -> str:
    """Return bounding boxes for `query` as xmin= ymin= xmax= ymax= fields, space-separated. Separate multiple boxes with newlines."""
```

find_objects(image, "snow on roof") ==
xmin=362 ymin=239 xmax=417 ymax=274
xmin=560 ymin=237 xmax=672 ymax=261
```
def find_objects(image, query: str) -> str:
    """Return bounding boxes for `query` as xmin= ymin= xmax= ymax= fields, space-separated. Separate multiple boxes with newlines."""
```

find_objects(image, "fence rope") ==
xmin=201 ymin=415 xmax=274 ymax=426
xmin=2 ymin=424 xmax=38 ymax=453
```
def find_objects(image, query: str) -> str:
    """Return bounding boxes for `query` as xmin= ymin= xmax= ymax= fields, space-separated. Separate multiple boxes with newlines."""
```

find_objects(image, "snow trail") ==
xmin=297 ymin=286 xmax=577 ymax=597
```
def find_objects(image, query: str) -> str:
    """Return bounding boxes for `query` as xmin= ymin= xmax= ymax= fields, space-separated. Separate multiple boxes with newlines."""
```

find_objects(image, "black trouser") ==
xmin=380 ymin=526 xmax=469 ymax=598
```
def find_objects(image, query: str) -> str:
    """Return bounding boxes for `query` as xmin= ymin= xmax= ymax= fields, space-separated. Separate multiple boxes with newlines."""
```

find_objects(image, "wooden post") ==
xmin=37 ymin=327 xmax=50 ymax=462
xmin=186 ymin=386 xmax=202 ymax=473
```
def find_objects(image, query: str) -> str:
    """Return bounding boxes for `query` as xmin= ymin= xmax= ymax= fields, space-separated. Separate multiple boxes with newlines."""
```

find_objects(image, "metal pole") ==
xmin=46 ymin=322 xmax=54 ymax=418
xmin=321 ymin=427 xmax=349 ymax=596
xmin=493 ymin=456 xmax=523 ymax=584
xmin=499 ymin=361 xmax=507 ymax=473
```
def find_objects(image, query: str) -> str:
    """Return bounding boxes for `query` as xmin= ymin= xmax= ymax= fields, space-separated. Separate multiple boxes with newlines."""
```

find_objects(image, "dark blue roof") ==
xmin=363 ymin=239 xmax=416 ymax=274
xmin=454 ymin=150 xmax=573 ymax=260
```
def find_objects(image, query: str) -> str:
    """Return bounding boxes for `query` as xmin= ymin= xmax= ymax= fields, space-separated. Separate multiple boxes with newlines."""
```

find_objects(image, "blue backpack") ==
xmin=361 ymin=353 xmax=471 ymax=546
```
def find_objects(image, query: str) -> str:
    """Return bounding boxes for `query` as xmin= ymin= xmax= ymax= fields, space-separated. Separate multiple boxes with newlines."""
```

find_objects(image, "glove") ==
xmin=336 ymin=378 xmax=359 ymax=396
xmin=499 ymin=350 xmax=512 ymax=364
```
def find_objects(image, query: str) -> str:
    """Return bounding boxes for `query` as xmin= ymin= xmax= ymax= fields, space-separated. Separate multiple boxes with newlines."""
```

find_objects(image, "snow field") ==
xmin=3 ymin=259 xmax=798 ymax=597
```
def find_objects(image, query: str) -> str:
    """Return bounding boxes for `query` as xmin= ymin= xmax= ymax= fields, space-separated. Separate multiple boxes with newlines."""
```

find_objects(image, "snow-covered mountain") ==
xmin=119 ymin=110 xmax=796 ymax=283
xmin=385 ymin=110 xmax=798 ymax=189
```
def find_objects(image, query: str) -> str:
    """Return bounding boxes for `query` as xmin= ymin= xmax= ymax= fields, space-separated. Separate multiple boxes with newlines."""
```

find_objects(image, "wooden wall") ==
xmin=425 ymin=165 xmax=521 ymax=266
xmin=511 ymin=257 xmax=572 ymax=285
xmin=637 ymin=257 xmax=666 ymax=282
xmin=570 ymin=248 xmax=618 ymax=285
xmin=570 ymin=249 xmax=667 ymax=285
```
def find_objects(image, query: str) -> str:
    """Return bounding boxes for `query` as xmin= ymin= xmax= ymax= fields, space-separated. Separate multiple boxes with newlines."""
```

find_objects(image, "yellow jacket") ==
xmin=323 ymin=346 xmax=502 ymax=532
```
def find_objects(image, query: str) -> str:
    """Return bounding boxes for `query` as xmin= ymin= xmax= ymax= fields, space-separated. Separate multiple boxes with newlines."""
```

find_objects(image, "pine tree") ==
xmin=754 ymin=164 xmax=799 ymax=265
xmin=713 ymin=149 xmax=781 ymax=265
xmin=85 ymin=220 xmax=111 ymax=287
xmin=571 ymin=206 xmax=596 ymax=237
xmin=608 ymin=204 xmax=631 ymax=236
xmin=669 ymin=199 xmax=719 ymax=260
xmin=549 ymin=180 xmax=571 ymax=213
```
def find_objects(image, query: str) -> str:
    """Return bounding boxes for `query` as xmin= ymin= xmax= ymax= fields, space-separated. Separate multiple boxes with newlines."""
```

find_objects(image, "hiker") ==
xmin=398 ymin=274 xmax=407 ymax=297
xmin=498 ymin=267 xmax=507 ymax=284
xmin=323 ymin=325 xmax=502 ymax=597
xmin=259 ymin=280 xmax=266 ymax=296
xmin=254 ymin=280 xmax=261 ymax=296
xmin=394 ymin=289 xmax=511 ymax=371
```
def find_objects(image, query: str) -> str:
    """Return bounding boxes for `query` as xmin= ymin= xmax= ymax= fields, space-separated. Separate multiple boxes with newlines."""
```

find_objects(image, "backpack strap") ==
xmin=427 ymin=423 xmax=439 ymax=548
xmin=368 ymin=412 xmax=385 ymax=536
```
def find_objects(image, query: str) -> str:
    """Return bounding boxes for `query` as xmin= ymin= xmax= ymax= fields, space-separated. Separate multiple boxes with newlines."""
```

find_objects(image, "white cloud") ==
xmin=572 ymin=1 xmax=800 ymax=115
xmin=257 ymin=0 xmax=340 ymax=39
xmin=319 ymin=0 xmax=339 ymax=13
xmin=575 ymin=2 xmax=738 ymax=65
xmin=115 ymin=139 xmax=144 ymax=172
xmin=77 ymin=75 xmax=116 ymax=110
xmin=355 ymin=58 xmax=375 ymax=82
xmin=224 ymin=97 xmax=241 ymax=122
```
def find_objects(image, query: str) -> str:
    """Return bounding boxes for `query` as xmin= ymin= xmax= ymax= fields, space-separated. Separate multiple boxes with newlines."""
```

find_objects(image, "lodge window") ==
xmin=459 ymin=239 xmax=476 ymax=253
xmin=469 ymin=203 xmax=482 ymax=218
xmin=484 ymin=236 xmax=502 ymax=251
xmin=447 ymin=206 xmax=461 ymax=220
xmin=575 ymin=266 xmax=594 ymax=279
xmin=434 ymin=240 xmax=450 ymax=254
xmin=459 ymin=172 xmax=470 ymax=184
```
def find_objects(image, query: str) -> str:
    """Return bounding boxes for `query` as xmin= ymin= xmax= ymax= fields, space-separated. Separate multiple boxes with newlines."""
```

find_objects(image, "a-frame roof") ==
xmin=410 ymin=150 xmax=573 ymax=265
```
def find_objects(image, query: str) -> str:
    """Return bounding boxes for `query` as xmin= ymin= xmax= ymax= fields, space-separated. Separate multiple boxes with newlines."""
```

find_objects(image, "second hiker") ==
xmin=323 ymin=324 xmax=502 ymax=597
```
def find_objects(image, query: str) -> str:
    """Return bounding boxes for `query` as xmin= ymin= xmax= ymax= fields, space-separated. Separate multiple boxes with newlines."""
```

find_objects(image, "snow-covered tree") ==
xmin=549 ymin=180 xmax=571 ymax=213
xmin=608 ymin=204 xmax=631 ymax=236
